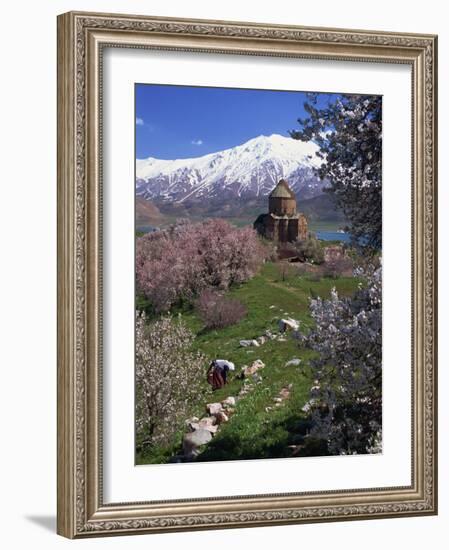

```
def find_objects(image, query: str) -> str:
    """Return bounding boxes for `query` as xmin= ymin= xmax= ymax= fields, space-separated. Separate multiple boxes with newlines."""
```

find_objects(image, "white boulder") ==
xmin=285 ymin=358 xmax=302 ymax=367
xmin=206 ymin=402 xmax=223 ymax=415
xmin=222 ymin=396 xmax=236 ymax=407
xmin=242 ymin=359 xmax=265 ymax=377
xmin=278 ymin=318 xmax=300 ymax=332
xmin=183 ymin=429 xmax=213 ymax=457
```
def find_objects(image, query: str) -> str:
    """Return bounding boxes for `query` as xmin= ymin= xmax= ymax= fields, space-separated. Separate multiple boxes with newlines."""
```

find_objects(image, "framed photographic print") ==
xmin=57 ymin=11 xmax=438 ymax=538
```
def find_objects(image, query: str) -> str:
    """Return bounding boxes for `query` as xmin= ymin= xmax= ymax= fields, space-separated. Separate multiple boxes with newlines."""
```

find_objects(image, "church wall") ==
xmin=265 ymin=216 xmax=276 ymax=240
xmin=278 ymin=219 xmax=289 ymax=242
xmin=269 ymin=197 xmax=296 ymax=216
xmin=298 ymin=214 xmax=308 ymax=241
xmin=288 ymin=218 xmax=299 ymax=242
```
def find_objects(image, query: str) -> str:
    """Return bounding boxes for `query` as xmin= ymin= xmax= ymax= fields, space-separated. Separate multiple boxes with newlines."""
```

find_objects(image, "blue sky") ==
xmin=135 ymin=84 xmax=342 ymax=160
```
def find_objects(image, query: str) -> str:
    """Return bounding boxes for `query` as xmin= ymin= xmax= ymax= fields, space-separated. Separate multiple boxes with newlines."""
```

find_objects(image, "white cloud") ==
xmin=191 ymin=139 xmax=203 ymax=146
xmin=136 ymin=117 xmax=144 ymax=126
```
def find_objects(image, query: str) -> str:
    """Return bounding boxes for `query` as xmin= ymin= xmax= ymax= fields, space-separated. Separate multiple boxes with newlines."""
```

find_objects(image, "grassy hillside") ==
xmin=136 ymin=262 xmax=359 ymax=464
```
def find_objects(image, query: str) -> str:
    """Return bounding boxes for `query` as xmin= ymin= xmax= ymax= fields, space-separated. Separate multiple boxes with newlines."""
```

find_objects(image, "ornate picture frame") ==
xmin=57 ymin=11 xmax=438 ymax=538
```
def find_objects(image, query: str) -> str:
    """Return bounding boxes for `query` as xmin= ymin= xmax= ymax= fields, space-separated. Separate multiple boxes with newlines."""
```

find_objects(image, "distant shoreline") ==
xmin=136 ymin=224 xmax=350 ymax=244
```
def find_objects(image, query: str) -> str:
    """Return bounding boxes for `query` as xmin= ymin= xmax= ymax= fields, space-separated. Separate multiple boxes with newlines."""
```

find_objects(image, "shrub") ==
xmin=135 ymin=312 xmax=207 ymax=452
xmin=136 ymin=219 xmax=266 ymax=312
xmin=323 ymin=256 xmax=353 ymax=279
xmin=195 ymin=289 xmax=247 ymax=329
xmin=262 ymin=240 xmax=279 ymax=262
xmin=294 ymin=236 xmax=325 ymax=264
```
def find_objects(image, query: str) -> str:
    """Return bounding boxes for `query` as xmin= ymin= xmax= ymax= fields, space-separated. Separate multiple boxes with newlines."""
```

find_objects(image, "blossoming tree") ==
xmin=136 ymin=219 xmax=266 ymax=312
xmin=135 ymin=312 xmax=207 ymax=452
xmin=303 ymin=265 xmax=382 ymax=454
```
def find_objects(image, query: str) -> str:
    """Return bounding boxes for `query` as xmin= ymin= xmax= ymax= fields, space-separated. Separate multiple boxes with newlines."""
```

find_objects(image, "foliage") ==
xmin=194 ymin=289 xmax=247 ymax=329
xmin=136 ymin=262 xmax=360 ymax=465
xmin=290 ymin=93 xmax=382 ymax=250
xmin=136 ymin=219 xmax=266 ymax=312
xmin=294 ymin=236 xmax=325 ymax=264
xmin=135 ymin=312 xmax=207 ymax=452
xmin=261 ymin=238 xmax=279 ymax=262
xmin=302 ymin=264 xmax=382 ymax=454
xmin=322 ymin=256 xmax=353 ymax=279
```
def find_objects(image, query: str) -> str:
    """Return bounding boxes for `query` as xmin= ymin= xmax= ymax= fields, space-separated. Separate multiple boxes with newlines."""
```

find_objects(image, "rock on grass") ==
xmin=183 ymin=429 xmax=213 ymax=458
xmin=285 ymin=358 xmax=302 ymax=367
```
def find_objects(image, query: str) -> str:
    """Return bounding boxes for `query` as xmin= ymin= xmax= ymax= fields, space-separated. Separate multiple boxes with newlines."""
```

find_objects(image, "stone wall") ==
xmin=254 ymin=213 xmax=308 ymax=243
xmin=269 ymin=196 xmax=296 ymax=216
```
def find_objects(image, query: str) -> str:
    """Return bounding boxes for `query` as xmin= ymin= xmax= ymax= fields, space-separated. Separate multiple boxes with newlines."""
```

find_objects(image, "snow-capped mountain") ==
xmin=136 ymin=134 xmax=326 ymax=203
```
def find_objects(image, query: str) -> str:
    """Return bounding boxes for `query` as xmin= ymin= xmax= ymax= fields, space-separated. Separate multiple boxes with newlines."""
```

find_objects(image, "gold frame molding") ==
xmin=57 ymin=11 xmax=438 ymax=539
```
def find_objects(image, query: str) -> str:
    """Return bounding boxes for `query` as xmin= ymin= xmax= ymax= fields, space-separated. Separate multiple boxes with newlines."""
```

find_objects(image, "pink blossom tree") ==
xmin=136 ymin=219 xmax=266 ymax=312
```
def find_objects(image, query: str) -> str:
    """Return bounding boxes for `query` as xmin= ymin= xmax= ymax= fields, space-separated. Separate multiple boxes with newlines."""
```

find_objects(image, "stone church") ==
xmin=254 ymin=179 xmax=308 ymax=242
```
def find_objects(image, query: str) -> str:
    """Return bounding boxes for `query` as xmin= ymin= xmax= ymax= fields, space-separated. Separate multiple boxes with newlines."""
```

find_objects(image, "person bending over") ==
xmin=207 ymin=359 xmax=235 ymax=390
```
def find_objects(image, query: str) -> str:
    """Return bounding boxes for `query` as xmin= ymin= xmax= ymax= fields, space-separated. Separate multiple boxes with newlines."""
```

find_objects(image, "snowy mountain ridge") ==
xmin=136 ymin=134 xmax=326 ymax=203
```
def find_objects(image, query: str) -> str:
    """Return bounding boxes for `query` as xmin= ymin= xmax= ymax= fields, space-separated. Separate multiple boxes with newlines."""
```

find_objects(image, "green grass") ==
xmin=137 ymin=262 xmax=359 ymax=464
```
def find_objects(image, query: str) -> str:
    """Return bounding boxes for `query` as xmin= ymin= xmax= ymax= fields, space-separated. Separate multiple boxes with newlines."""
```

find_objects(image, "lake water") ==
xmin=137 ymin=224 xmax=351 ymax=243
xmin=137 ymin=225 xmax=159 ymax=233
xmin=316 ymin=231 xmax=351 ymax=243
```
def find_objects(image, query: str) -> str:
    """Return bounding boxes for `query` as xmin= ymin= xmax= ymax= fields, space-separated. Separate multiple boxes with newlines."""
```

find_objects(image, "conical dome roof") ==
xmin=269 ymin=179 xmax=295 ymax=199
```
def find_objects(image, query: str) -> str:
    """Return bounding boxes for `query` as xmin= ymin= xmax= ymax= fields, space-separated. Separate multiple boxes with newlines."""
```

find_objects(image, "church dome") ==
xmin=269 ymin=179 xmax=296 ymax=216
xmin=269 ymin=179 xmax=295 ymax=199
